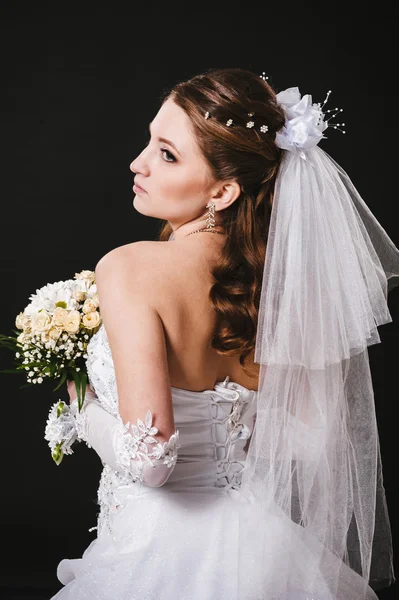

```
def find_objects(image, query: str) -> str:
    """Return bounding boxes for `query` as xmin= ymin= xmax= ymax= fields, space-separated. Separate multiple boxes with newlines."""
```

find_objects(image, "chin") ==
xmin=133 ymin=197 xmax=165 ymax=220
xmin=133 ymin=195 xmax=149 ymax=214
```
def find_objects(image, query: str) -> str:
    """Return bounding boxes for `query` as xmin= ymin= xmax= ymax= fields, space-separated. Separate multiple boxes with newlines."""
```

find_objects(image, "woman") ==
xmin=50 ymin=68 xmax=398 ymax=599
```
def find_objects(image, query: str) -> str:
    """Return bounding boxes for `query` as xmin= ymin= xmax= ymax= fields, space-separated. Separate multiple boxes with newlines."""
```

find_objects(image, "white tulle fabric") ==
xmin=236 ymin=87 xmax=399 ymax=599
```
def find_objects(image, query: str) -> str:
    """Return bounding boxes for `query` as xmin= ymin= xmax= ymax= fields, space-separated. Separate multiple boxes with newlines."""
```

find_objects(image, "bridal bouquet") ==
xmin=0 ymin=269 xmax=101 ymax=464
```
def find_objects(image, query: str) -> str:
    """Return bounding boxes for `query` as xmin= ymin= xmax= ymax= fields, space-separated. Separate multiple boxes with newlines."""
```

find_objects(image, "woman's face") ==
xmin=130 ymin=98 xmax=223 ymax=238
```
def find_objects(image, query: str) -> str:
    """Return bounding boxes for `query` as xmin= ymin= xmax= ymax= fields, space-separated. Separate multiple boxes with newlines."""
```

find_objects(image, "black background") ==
xmin=0 ymin=1 xmax=398 ymax=598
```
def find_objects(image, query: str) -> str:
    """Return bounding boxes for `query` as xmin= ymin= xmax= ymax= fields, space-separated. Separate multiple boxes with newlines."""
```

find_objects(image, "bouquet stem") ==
xmin=69 ymin=370 xmax=88 ymax=412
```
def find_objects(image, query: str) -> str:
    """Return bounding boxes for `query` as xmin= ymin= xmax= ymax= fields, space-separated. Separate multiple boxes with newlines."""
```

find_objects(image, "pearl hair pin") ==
xmin=204 ymin=109 xmax=269 ymax=135
xmin=316 ymin=89 xmax=346 ymax=134
xmin=203 ymin=75 xmax=271 ymax=133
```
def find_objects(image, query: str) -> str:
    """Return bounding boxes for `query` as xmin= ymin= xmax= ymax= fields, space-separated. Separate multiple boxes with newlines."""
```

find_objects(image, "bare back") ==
xmin=137 ymin=235 xmax=259 ymax=393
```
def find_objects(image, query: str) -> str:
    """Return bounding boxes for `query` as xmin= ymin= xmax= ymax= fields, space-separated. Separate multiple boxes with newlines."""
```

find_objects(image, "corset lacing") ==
xmin=210 ymin=378 xmax=252 ymax=495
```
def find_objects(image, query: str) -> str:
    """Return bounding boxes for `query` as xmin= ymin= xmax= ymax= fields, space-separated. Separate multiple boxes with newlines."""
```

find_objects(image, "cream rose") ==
xmin=52 ymin=307 xmax=69 ymax=328
xmin=41 ymin=331 xmax=50 ymax=343
xmin=32 ymin=311 xmax=52 ymax=332
xmin=17 ymin=332 xmax=25 ymax=344
xmin=82 ymin=311 xmax=101 ymax=329
xmin=64 ymin=310 xmax=81 ymax=334
xmin=48 ymin=326 xmax=63 ymax=340
xmin=15 ymin=312 xmax=24 ymax=330
xmin=72 ymin=290 xmax=87 ymax=302
xmin=21 ymin=313 xmax=31 ymax=331
xmin=82 ymin=298 xmax=99 ymax=314
xmin=89 ymin=292 xmax=99 ymax=308
xmin=75 ymin=270 xmax=95 ymax=284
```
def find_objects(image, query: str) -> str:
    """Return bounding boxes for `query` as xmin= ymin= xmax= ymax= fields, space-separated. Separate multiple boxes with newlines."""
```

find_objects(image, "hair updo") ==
xmin=157 ymin=68 xmax=286 ymax=380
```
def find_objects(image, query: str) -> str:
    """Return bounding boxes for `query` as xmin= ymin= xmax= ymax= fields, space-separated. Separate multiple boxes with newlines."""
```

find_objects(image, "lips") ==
xmin=134 ymin=180 xmax=146 ymax=192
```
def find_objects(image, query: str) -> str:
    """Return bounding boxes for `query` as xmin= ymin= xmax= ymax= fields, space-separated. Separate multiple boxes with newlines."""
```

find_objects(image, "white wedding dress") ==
xmin=50 ymin=323 xmax=379 ymax=600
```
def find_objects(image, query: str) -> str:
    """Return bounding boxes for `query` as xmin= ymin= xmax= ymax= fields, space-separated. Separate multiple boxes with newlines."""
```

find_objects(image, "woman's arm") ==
xmin=73 ymin=398 xmax=180 ymax=487
xmin=67 ymin=381 xmax=180 ymax=487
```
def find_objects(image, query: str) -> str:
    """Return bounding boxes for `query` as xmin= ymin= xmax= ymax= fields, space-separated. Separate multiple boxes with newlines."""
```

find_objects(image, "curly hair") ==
xmin=156 ymin=68 xmax=286 ymax=380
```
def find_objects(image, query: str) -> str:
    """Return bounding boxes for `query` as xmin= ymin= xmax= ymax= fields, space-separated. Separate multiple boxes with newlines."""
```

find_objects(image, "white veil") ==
xmin=236 ymin=87 xmax=399 ymax=599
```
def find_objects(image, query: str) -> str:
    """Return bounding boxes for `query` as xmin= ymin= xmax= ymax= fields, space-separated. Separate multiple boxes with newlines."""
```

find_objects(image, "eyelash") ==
xmin=144 ymin=136 xmax=176 ymax=163
xmin=161 ymin=148 xmax=176 ymax=163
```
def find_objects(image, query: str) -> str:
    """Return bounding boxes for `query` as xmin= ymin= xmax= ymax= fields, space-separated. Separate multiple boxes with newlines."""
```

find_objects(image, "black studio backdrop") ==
xmin=0 ymin=2 xmax=398 ymax=597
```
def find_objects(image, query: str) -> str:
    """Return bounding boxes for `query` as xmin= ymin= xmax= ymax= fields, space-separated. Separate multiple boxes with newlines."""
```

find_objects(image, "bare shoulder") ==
xmin=95 ymin=236 xmax=222 ymax=302
xmin=95 ymin=240 xmax=187 ymax=298
xmin=101 ymin=237 xmax=217 ymax=268
xmin=95 ymin=241 xmax=166 ymax=283
xmin=95 ymin=241 xmax=168 ymax=273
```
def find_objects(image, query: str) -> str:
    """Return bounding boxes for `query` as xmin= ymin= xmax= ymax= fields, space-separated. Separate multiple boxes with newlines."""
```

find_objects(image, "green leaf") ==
xmin=0 ymin=339 xmax=19 ymax=351
xmin=80 ymin=371 xmax=87 ymax=411
xmin=20 ymin=383 xmax=34 ymax=389
xmin=52 ymin=443 xmax=64 ymax=465
xmin=70 ymin=370 xmax=83 ymax=411
xmin=53 ymin=370 xmax=68 ymax=392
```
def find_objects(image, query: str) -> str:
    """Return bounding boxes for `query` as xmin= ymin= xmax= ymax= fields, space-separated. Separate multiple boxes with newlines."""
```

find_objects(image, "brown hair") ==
xmin=157 ymin=68 xmax=286 ymax=380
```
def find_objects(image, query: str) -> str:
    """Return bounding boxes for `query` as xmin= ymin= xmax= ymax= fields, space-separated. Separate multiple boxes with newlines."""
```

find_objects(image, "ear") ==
xmin=210 ymin=180 xmax=241 ymax=210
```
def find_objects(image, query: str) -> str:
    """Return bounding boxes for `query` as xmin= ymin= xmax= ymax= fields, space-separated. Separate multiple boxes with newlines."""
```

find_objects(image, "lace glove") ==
xmin=71 ymin=397 xmax=180 ymax=487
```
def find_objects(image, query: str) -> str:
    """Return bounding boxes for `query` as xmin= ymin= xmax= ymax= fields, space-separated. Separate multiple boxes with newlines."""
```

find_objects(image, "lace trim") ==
xmin=114 ymin=409 xmax=180 ymax=481
xmin=94 ymin=464 xmax=129 ymax=536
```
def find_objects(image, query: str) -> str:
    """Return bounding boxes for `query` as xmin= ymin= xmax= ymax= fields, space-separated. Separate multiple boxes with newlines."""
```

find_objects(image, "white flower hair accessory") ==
xmin=202 ymin=76 xmax=345 ymax=155
xmin=275 ymin=87 xmax=345 ymax=159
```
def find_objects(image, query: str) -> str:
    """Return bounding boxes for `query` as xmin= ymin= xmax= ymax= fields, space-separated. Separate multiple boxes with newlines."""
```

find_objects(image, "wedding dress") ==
xmin=50 ymin=321 xmax=380 ymax=600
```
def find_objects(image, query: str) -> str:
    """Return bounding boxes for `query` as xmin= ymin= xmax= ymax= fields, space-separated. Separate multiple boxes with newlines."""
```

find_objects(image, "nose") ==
xmin=130 ymin=158 xmax=138 ymax=173
xmin=130 ymin=150 xmax=149 ymax=176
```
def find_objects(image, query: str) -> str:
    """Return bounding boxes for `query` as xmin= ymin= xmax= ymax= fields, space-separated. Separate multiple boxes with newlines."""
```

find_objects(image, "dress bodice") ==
xmin=86 ymin=323 xmax=257 ymax=534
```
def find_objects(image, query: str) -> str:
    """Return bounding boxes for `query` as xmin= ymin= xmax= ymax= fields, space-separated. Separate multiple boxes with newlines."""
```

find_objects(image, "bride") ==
xmin=50 ymin=67 xmax=397 ymax=599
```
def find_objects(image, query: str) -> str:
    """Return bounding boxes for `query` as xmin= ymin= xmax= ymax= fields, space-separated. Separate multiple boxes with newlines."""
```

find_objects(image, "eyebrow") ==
xmin=148 ymin=121 xmax=181 ymax=156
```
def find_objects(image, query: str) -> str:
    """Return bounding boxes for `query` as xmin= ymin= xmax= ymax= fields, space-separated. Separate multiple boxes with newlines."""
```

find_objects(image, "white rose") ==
xmin=17 ymin=332 xmax=25 ymax=344
xmin=82 ymin=311 xmax=101 ymax=329
xmin=32 ymin=311 xmax=52 ymax=332
xmin=64 ymin=310 xmax=81 ymax=334
xmin=52 ymin=307 xmax=68 ymax=328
